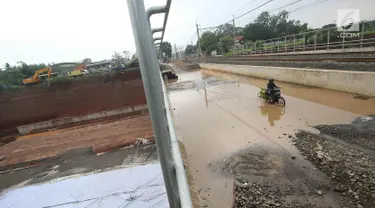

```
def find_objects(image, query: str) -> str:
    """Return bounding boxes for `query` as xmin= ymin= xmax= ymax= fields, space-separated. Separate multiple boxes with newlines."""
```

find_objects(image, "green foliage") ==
xmin=0 ymin=62 xmax=47 ymax=86
xmin=198 ymin=10 xmax=310 ymax=55
xmin=244 ymin=11 xmax=308 ymax=41
xmin=199 ymin=32 xmax=219 ymax=54
xmin=126 ymin=57 xmax=139 ymax=68
xmin=184 ymin=45 xmax=196 ymax=56
xmin=82 ymin=58 xmax=92 ymax=64
xmin=49 ymin=76 xmax=72 ymax=84
xmin=161 ymin=41 xmax=172 ymax=59
xmin=219 ymin=36 xmax=234 ymax=53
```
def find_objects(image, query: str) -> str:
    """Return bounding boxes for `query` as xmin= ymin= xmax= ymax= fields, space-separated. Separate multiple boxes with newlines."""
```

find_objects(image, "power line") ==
xmin=199 ymin=0 xmax=328 ymax=31
xmin=233 ymin=0 xmax=260 ymax=14
xmin=233 ymin=0 xmax=275 ymax=22
xmin=289 ymin=0 xmax=328 ymax=13
xmin=203 ymin=0 xmax=276 ymax=28
xmin=236 ymin=0 xmax=328 ymax=25
xmin=269 ymin=0 xmax=303 ymax=13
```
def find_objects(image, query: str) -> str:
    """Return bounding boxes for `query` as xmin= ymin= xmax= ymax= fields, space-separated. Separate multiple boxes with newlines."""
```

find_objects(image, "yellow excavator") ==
xmin=22 ymin=67 xmax=52 ymax=85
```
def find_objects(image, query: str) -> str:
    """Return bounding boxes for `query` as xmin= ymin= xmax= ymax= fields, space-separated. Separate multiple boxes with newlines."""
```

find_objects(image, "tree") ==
xmin=216 ymin=23 xmax=235 ymax=37
xmin=184 ymin=45 xmax=195 ymax=56
xmin=219 ymin=36 xmax=233 ymax=53
xmin=199 ymin=32 xmax=219 ymax=54
xmin=112 ymin=52 xmax=127 ymax=67
xmin=243 ymin=10 xmax=309 ymax=42
xmin=82 ymin=58 xmax=92 ymax=64
xmin=161 ymin=42 xmax=172 ymax=59
xmin=5 ymin=63 xmax=11 ymax=70
xmin=123 ymin=51 xmax=131 ymax=61
xmin=322 ymin=23 xmax=336 ymax=29
xmin=0 ymin=62 xmax=47 ymax=86
xmin=244 ymin=23 xmax=274 ymax=41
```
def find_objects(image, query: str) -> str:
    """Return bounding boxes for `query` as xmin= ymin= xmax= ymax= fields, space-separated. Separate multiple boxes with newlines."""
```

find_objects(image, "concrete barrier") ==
xmin=17 ymin=104 xmax=148 ymax=135
xmin=200 ymin=63 xmax=375 ymax=96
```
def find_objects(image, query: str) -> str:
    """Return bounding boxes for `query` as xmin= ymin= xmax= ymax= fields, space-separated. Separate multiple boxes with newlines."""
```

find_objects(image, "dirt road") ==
xmin=167 ymin=65 xmax=375 ymax=207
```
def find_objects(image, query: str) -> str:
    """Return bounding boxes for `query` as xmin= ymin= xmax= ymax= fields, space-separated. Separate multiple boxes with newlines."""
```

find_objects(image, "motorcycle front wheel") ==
xmin=276 ymin=97 xmax=286 ymax=107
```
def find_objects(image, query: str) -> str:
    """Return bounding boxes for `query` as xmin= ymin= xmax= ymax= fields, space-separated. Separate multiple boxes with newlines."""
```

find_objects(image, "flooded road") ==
xmin=167 ymin=67 xmax=375 ymax=208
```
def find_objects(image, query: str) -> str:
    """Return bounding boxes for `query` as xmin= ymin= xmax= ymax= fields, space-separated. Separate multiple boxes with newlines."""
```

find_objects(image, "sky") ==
xmin=0 ymin=0 xmax=374 ymax=66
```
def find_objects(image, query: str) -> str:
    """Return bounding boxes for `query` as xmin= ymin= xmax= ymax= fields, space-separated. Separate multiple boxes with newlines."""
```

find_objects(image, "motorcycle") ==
xmin=258 ymin=87 xmax=286 ymax=107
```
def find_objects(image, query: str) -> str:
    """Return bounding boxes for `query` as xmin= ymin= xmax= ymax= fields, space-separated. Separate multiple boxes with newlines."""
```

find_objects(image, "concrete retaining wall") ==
xmin=200 ymin=63 xmax=375 ymax=96
xmin=17 ymin=104 xmax=148 ymax=135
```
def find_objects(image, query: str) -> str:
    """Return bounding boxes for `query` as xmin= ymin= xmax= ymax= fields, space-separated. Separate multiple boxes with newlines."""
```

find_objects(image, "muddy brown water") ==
xmin=167 ymin=66 xmax=375 ymax=208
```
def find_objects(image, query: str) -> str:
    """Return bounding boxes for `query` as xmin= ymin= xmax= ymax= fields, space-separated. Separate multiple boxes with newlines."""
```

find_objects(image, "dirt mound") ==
xmin=234 ymin=181 xmax=320 ymax=208
xmin=0 ymin=69 xmax=147 ymax=135
xmin=294 ymin=130 xmax=375 ymax=208
xmin=315 ymin=115 xmax=375 ymax=150
xmin=173 ymin=61 xmax=200 ymax=71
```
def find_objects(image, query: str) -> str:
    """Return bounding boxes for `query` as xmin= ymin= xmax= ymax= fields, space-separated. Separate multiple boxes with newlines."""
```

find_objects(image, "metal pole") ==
xmin=232 ymin=15 xmax=236 ymax=56
xmin=284 ymin=36 xmax=287 ymax=53
xmin=342 ymin=32 xmax=345 ymax=51
xmin=264 ymin=40 xmax=266 ymax=54
xmin=314 ymin=31 xmax=317 ymax=51
xmin=127 ymin=1 xmax=181 ymax=207
xmin=293 ymin=35 xmax=296 ymax=52
xmin=278 ymin=38 xmax=280 ymax=54
xmin=196 ymin=21 xmax=202 ymax=57
xmin=303 ymin=33 xmax=305 ymax=51
xmin=327 ymin=30 xmax=330 ymax=50
xmin=361 ymin=23 xmax=365 ymax=48
xmin=174 ymin=44 xmax=178 ymax=60
xmin=254 ymin=42 xmax=257 ymax=54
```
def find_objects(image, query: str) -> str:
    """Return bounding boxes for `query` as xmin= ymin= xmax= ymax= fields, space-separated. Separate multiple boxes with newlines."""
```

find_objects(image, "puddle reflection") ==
xmin=259 ymin=103 xmax=286 ymax=126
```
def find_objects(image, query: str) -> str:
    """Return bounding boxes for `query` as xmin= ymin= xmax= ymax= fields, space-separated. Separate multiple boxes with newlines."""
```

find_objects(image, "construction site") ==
xmin=1 ymin=1 xmax=375 ymax=208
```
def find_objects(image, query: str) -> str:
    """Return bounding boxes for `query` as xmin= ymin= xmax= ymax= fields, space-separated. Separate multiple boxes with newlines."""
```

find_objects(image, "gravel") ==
xmin=294 ymin=130 xmax=375 ymax=208
xmin=315 ymin=115 xmax=375 ymax=150
xmin=234 ymin=181 xmax=316 ymax=208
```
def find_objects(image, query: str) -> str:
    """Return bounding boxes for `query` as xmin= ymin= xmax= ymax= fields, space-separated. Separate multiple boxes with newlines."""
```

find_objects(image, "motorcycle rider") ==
xmin=267 ymin=78 xmax=278 ymax=103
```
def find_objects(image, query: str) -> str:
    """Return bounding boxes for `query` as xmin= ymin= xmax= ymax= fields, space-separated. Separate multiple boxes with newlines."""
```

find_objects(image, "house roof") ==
xmin=235 ymin=36 xmax=244 ymax=42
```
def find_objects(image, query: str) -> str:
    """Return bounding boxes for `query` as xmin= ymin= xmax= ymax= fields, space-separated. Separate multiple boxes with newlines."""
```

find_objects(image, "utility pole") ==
xmin=196 ymin=21 xmax=202 ymax=57
xmin=174 ymin=44 xmax=178 ymax=60
xmin=232 ymin=15 xmax=236 ymax=56
xmin=191 ymin=40 xmax=194 ymax=56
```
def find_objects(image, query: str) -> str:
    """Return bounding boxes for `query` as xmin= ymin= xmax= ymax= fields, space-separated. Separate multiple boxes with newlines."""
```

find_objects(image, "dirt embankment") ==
xmin=0 ymin=69 xmax=147 ymax=135
xmin=294 ymin=115 xmax=375 ymax=208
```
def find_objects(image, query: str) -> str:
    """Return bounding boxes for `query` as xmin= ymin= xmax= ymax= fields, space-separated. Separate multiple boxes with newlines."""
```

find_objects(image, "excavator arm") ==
xmin=23 ymin=67 xmax=52 ymax=85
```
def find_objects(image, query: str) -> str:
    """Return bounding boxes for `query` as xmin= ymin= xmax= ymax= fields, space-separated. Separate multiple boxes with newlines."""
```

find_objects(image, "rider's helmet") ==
xmin=269 ymin=78 xmax=274 ymax=82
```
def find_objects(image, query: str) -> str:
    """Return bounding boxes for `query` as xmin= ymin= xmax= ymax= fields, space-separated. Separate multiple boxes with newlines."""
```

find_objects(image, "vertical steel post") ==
xmin=314 ymin=31 xmax=317 ymax=51
xmin=303 ymin=33 xmax=306 ymax=51
xmin=232 ymin=15 xmax=236 ymax=56
xmin=284 ymin=36 xmax=287 ymax=53
xmin=264 ymin=40 xmax=266 ymax=54
xmin=342 ymin=32 xmax=345 ymax=51
xmin=196 ymin=21 xmax=202 ymax=57
xmin=327 ymin=30 xmax=330 ymax=50
xmin=278 ymin=38 xmax=280 ymax=54
xmin=174 ymin=44 xmax=178 ymax=60
xmin=127 ymin=0 xmax=180 ymax=207
xmin=293 ymin=35 xmax=296 ymax=52
xmin=254 ymin=42 xmax=257 ymax=54
xmin=361 ymin=23 xmax=365 ymax=48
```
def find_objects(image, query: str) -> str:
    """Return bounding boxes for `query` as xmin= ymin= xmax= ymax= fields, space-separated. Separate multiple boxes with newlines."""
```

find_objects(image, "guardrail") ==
xmin=234 ymin=22 xmax=375 ymax=55
xmin=127 ymin=1 xmax=193 ymax=208
xmin=237 ymin=37 xmax=375 ymax=55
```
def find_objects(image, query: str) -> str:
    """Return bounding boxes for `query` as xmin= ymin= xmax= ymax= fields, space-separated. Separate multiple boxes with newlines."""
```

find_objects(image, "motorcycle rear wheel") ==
xmin=276 ymin=97 xmax=286 ymax=107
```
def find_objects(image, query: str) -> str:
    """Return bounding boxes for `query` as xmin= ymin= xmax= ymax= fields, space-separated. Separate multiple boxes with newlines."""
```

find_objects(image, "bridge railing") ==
xmin=127 ymin=1 xmax=193 ymax=208
xmin=232 ymin=20 xmax=375 ymax=56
